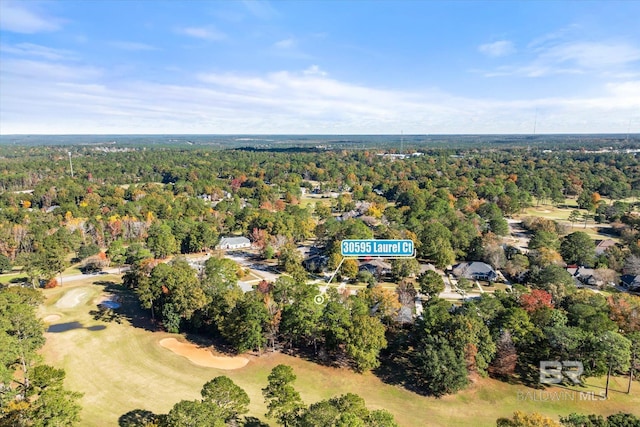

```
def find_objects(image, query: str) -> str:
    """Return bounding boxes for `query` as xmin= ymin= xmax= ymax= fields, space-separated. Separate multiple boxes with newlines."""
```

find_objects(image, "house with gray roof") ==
xmin=567 ymin=266 xmax=599 ymax=286
xmin=595 ymin=239 xmax=617 ymax=255
xmin=359 ymin=259 xmax=392 ymax=276
xmin=452 ymin=262 xmax=498 ymax=282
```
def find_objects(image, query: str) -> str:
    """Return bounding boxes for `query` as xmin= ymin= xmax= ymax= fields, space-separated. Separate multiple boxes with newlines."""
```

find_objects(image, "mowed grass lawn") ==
xmin=38 ymin=279 xmax=640 ymax=427
xmin=519 ymin=202 xmax=622 ymax=242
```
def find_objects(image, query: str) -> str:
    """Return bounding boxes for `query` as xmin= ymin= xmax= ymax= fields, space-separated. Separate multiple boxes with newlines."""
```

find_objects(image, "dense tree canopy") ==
xmin=0 ymin=287 xmax=82 ymax=426
xmin=2 ymin=141 xmax=640 ymax=421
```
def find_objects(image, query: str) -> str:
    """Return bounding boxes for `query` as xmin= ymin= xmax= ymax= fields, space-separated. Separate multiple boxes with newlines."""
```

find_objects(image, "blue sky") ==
xmin=1 ymin=0 xmax=639 ymax=134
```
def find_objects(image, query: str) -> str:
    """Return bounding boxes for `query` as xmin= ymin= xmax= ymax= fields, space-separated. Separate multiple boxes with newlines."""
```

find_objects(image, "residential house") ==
xmin=566 ymin=265 xmax=611 ymax=288
xmin=302 ymin=255 xmax=328 ymax=273
xmin=621 ymin=274 xmax=640 ymax=292
xmin=452 ymin=262 xmax=498 ymax=282
xmin=419 ymin=263 xmax=438 ymax=275
xmin=359 ymin=259 xmax=392 ymax=276
xmin=216 ymin=236 xmax=251 ymax=250
xmin=595 ymin=239 xmax=617 ymax=255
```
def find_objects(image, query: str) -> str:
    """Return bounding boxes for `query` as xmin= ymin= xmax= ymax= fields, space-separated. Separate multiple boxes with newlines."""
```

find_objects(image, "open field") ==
xmin=38 ymin=279 xmax=640 ymax=426
xmin=519 ymin=203 xmax=621 ymax=242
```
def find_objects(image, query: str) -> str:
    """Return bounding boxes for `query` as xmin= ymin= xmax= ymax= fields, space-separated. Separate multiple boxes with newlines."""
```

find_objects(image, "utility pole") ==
xmin=629 ymin=344 xmax=637 ymax=394
xmin=605 ymin=363 xmax=612 ymax=399
xmin=68 ymin=152 xmax=74 ymax=178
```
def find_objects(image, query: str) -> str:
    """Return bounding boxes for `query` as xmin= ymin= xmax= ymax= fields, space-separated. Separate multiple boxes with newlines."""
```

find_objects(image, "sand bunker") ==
xmin=56 ymin=289 xmax=91 ymax=309
xmin=43 ymin=314 xmax=61 ymax=323
xmin=159 ymin=338 xmax=249 ymax=369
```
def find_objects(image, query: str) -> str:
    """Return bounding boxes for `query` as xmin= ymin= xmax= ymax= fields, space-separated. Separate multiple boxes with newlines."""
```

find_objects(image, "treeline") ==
xmin=2 ymin=146 xmax=640 ymax=278
xmin=498 ymin=411 xmax=640 ymax=427
xmin=124 ymin=256 xmax=388 ymax=372
xmin=0 ymin=287 xmax=82 ymax=426
xmin=119 ymin=365 xmax=398 ymax=427
xmin=1 ymin=144 xmax=639 ymax=200
xmin=1 ymin=144 xmax=640 ymax=399
xmin=122 ymin=253 xmax=640 ymax=398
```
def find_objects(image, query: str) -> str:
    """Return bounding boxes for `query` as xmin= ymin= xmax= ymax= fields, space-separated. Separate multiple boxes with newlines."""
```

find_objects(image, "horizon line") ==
xmin=1 ymin=132 xmax=638 ymax=137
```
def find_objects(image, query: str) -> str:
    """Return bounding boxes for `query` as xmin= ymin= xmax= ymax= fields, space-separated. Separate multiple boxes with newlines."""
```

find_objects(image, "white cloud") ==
xmin=0 ymin=1 xmax=62 ymax=33
xmin=303 ymin=65 xmax=327 ymax=77
xmin=197 ymin=72 xmax=278 ymax=92
xmin=177 ymin=26 xmax=227 ymax=41
xmin=0 ymin=43 xmax=76 ymax=61
xmin=539 ymin=41 xmax=640 ymax=69
xmin=108 ymin=41 xmax=159 ymax=51
xmin=268 ymin=38 xmax=312 ymax=60
xmin=1 ymin=61 xmax=639 ymax=134
xmin=482 ymin=32 xmax=640 ymax=78
xmin=241 ymin=0 xmax=278 ymax=20
xmin=478 ymin=40 xmax=515 ymax=57
xmin=1 ymin=58 xmax=102 ymax=81
xmin=273 ymin=38 xmax=295 ymax=49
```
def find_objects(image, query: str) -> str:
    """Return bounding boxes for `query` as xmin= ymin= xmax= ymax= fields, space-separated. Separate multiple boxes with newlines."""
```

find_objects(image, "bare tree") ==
xmin=490 ymin=330 xmax=517 ymax=377
xmin=592 ymin=268 xmax=619 ymax=288
xmin=625 ymin=254 xmax=640 ymax=275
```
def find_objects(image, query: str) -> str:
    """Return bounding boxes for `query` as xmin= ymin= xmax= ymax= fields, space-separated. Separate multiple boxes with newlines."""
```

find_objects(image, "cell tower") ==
xmin=528 ymin=109 xmax=538 ymax=153
xmin=68 ymin=152 xmax=74 ymax=178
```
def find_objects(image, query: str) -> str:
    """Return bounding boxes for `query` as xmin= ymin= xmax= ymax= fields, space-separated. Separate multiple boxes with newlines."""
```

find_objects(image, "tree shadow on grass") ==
xmin=182 ymin=331 xmax=246 ymax=357
xmin=373 ymin=350 xmax=431 ymax=396
xmin=278 ymin=344 xmax=354 ymax=370
xmin=243 ymin=417 xmax=270 ymax=427
xmin=47 ymin=321 xmax=106 ymax=333
xmin=92 ymin=281 xmax=160 ymax=332
xmin=118 ymin=409 xmax=163 ymax=427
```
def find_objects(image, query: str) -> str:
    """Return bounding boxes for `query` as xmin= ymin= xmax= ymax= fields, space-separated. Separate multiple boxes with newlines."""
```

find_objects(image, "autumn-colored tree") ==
xmin=490 ymin=330 xmax=517 ymax=378
xmin=341 ymin=258 xmax=359 ymax=280
xmin=44 ymin=278 xmax=59 ymax=289
xmin=607 ymin=294 xmax=640 ymax=333
xmin=365 ymin=286 xmax=401 ymax=324
xmin=274 ymin=199 xmax=286 ymax=212
xmin=497 ymin=411 xmax=561 ymax=427
xmin=366 ymin=203 xmax=384 ymax=219
xmin=531 ymin=247 xmax=564 ymax=267
xmin=256 ymin=280 xmax=273 ymax=295
xmin=520 ymin=289 xmax=554 ymax=313
xmin=251 ymin=228 xmax=269 ymax=251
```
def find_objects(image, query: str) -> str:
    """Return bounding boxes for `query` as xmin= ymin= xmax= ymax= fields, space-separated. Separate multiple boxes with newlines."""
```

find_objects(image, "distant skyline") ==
xmin=1 ymin=1 xmax=639 ymax=135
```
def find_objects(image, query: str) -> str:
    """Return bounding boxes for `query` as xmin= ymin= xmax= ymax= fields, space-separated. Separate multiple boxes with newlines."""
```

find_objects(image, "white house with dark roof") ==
xmin=216 ymin=236 xmax=251 ymax=250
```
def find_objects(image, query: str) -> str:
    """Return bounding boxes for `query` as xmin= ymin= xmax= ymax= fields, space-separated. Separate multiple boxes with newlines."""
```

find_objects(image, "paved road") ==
xmin=506 ymin=218 xmax=530 ymax=254
xmin=53 ymin=261 xmax=475 ymax=302
xmin=56 ymin=267 xmax=128 ymax=285
xmin=224 ymin=253 xmax=280 ymax=282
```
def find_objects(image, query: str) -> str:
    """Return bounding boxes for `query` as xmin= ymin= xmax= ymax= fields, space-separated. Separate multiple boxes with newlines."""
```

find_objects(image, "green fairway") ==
xmin=38 ymin=279 xmax=640 ymax=426
xmin=519 ymin=202 xmax=622 ymax=242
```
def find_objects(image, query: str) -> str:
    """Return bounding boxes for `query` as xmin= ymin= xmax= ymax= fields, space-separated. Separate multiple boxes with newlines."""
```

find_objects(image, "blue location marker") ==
xmin=340 ymin=239 xmax=414 ymax=258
